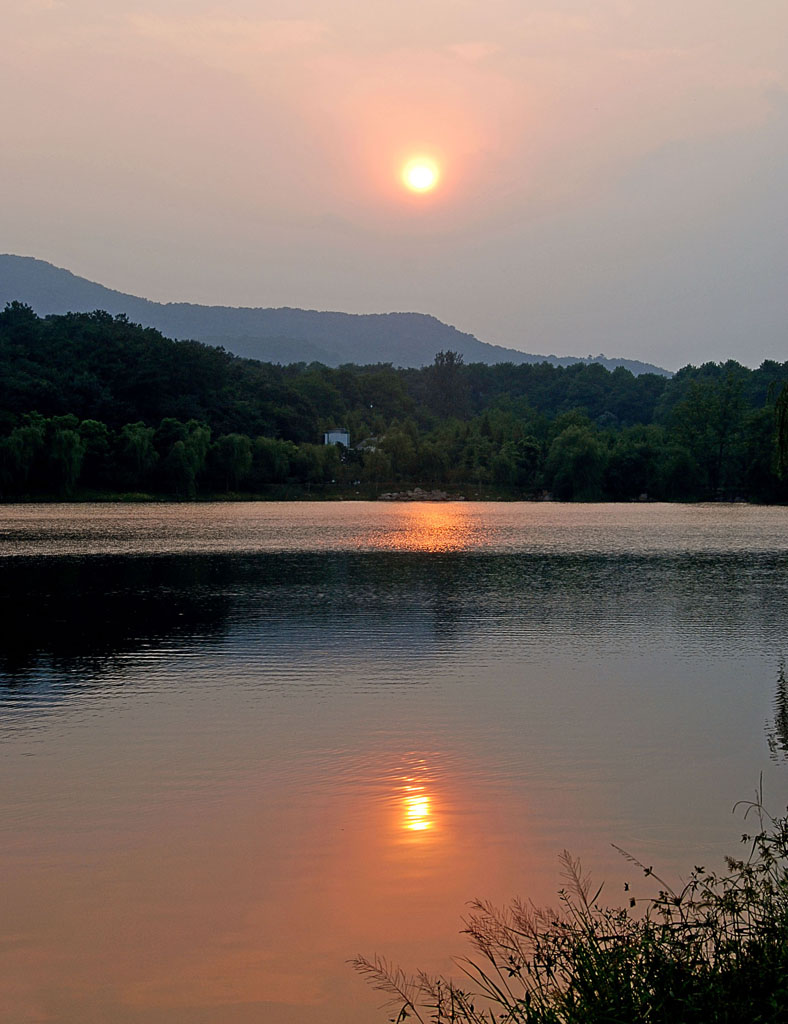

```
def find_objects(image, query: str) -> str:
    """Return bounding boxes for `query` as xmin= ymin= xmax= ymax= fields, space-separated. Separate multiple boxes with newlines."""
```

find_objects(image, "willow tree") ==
xmin=776 ymin=382 xmax=788 ymax=478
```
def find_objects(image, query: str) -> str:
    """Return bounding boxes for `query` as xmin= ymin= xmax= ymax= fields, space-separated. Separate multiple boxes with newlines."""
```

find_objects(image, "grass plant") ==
xmin=352 ymin=791 xmax=788 ymax=1023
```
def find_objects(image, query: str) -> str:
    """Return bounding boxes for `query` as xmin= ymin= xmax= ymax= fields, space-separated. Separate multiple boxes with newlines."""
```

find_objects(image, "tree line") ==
xmin=1 ymin=302 xmax=787 ymax=501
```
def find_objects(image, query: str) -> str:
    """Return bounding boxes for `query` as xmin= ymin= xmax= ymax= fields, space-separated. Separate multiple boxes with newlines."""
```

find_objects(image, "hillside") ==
xmin=0 ymin=255 xmax=669 ymax=375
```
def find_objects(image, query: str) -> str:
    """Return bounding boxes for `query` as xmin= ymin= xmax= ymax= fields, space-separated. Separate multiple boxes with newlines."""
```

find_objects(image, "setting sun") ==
xmin=402 ymin=158 xmax=440 ymax=193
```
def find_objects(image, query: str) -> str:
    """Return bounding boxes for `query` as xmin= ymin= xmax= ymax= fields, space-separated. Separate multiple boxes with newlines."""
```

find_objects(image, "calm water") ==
xmin=2 ymin=502 xmax=788 ymax=1024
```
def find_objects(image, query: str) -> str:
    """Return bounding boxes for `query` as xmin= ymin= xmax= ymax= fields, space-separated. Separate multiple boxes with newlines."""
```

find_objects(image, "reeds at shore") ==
xmin=353 ymin=790 xmax=788 ymax=1023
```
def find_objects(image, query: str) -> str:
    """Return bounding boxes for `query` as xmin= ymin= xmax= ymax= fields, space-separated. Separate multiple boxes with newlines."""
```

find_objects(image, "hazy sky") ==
xmin=4 ymin=0 xmax=787 ymax=369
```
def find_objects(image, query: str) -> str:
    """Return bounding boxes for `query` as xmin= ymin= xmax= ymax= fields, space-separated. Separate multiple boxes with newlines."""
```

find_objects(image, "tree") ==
xmin=49 ymin=425 xmax=85 ymax=495
xmin=3 ymin=415 xmax=46 ymax=491
xmin=118 ymin=422 xmax=158 ymax=489
xmin=0 ymin=301 xmax=39 ymax=345
xmin=776 ymin=382 xmax=788 ymax=479
xmin=669 ymin=368 xmax=746 ymax=496
xmin=654 ymin=443 xmax=698 ymax=500
xmin=161 ymin=440 xmax=195 ymax=498
xmin=183 ymin=420 xmax=211 ymax=487
xmin=416 ymin=440 xmax=449 ymax=485
xmin=288 ymin=443 xmax=328 ymax=490
xmin=79 ymin=419 xmax=113 ymax=489
xmin=211 ymin=433 xmax=252 ymax=491
xmin=362 ymin=448 xmax=392 ymax=492
xmin=464 ymin=435 xmax=494 ymax=491
xmin=428 ymin=351 xmax=470 ymax=419
xmin=154 ymin=417 xmax=188 ymax=456
xmin=546 ymin=424 xmax=606 ymax=500
xmin=604 ymin=427 xmax=663 ymax=500
xmin=250 ymin=437 xmax=295 ymax=488
xmin=492 ymin=437 xmax=542 ymax=490
xmin=381 ymin=427 xmax=417 ymax=481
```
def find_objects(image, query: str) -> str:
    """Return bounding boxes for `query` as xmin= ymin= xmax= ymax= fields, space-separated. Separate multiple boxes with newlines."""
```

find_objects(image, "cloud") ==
xmin=25 ymin=0 xmax=67 ymax=10
xmin=446 ymin=42 xmax=499 ymax=63
xmin=127 ymin=13 xmax=329 ymax=69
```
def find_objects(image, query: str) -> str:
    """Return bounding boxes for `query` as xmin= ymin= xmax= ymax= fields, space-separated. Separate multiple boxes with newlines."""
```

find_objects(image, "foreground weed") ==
xmin=352 ymin=793 xmax=788 ymax=1024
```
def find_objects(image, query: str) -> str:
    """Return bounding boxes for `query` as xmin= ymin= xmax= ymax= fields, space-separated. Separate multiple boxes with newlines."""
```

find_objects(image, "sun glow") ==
xmin=402 ymin=158 xmax=439 ymax=193
xmin=369 ymin=503 xmax=476 ymax=553
xmin=403 ymin=788 xmax=432 ymax=831
xmin=399 ymin=759 xmax=436 ymax=835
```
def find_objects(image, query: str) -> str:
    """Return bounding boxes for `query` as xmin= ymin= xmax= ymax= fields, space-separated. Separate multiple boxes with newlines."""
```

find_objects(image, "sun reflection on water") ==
xmin=399 ymin=758 xmax=437 ymax=837
xmin=403 ymin=788 xmax=432 ymax=831
xmin=374 ymin=503 xmax=481 ymax=553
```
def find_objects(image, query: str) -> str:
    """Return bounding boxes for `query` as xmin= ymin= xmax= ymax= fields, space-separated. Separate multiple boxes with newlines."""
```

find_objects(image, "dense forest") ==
xmin=1 ymin=301 xmax=787 ymax=502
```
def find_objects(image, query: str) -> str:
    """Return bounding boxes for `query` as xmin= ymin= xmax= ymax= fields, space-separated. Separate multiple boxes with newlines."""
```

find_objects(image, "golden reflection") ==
xmin=399 ymin=758 xmax=436 ymax=836
xmin=380 ymin=502 xmax=477 ymax=553
xmin=403 ymin=788 xmax=432 ymax=831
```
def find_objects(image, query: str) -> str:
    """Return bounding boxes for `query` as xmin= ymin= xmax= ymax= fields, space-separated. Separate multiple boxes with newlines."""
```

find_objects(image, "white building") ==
xmin=323 ymin=428 xmax=350 ymax=446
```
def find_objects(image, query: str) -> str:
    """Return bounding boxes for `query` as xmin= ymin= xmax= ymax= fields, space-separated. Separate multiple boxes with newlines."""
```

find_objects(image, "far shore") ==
xmin=0 ymin=488 xmax=772 ymax=505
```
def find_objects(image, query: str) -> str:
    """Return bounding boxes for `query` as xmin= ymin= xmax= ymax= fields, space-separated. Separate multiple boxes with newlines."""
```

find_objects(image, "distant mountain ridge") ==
xmin=0 ymin=255 xmax=670 ymax=376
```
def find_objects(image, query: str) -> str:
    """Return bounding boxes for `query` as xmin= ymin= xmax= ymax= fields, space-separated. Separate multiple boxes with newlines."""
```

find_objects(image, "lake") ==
xmin=2 ymin=501 xmax=788 ymax=1024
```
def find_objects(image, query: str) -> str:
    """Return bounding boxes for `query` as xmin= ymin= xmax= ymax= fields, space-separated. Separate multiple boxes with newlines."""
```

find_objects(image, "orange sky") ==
xmin=3 ymin=0 xmax=788 ymax=367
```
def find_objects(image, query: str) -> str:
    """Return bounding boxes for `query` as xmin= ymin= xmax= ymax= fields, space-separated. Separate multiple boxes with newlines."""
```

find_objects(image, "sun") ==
xmin=402 ymin=158 xmax=439 ymax=193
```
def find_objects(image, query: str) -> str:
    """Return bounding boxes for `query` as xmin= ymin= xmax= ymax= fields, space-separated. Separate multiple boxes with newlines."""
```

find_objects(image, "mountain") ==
xmin=0 ymin=255 xmax=670 ymax=375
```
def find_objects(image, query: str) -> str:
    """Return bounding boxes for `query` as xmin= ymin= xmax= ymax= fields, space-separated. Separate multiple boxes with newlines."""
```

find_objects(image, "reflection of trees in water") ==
xmin=766 ymin=660 xmax=788 ymax=763
xmin=4 ymin=550 xmax=788 ymax=700
xmin=0 ymin=555 xmax=231 ymax=685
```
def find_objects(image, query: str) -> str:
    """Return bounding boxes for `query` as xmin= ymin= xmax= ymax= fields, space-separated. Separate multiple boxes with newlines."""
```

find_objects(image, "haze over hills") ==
xmin=0 ymin=255 xmax=669 ymax=376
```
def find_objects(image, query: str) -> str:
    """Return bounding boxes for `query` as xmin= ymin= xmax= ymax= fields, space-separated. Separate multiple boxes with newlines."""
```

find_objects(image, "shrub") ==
xmin=353 ymin=793 xmax=788 ymax=1023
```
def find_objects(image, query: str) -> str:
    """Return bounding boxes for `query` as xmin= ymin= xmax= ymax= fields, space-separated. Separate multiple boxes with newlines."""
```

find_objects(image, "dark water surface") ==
xmin=2 ymin=502 xmax=788 ymax=1023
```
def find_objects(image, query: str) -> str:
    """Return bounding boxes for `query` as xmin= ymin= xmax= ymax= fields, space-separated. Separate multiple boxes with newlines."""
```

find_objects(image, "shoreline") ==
xmin=0 ymin=491 xmax=773 ymax=505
